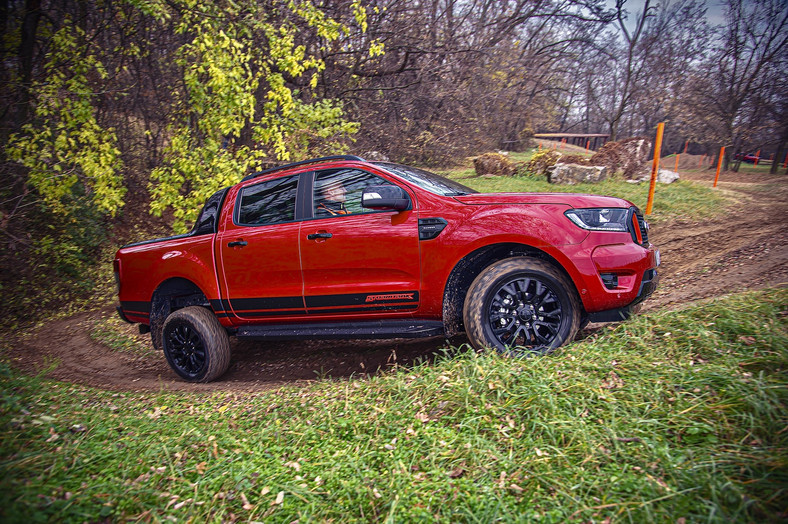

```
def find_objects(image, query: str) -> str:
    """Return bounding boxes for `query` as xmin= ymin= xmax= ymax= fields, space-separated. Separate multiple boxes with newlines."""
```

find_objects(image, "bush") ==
xmin=473 ymin=152 xmax=516 ymax=176
xmin=526 ymin=150 xmax=562 ymax=177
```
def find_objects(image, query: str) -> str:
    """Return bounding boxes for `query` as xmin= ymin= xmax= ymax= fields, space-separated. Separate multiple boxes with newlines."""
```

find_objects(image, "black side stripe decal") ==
xmin=208 ymin=291 xmax=419 ymax=317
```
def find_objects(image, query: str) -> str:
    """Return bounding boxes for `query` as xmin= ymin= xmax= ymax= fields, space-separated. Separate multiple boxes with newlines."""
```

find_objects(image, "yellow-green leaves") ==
xmin=7 ymin=24 xmax=125 ymax=218
xmin=149 ymin=0 xmax=369 ymax=231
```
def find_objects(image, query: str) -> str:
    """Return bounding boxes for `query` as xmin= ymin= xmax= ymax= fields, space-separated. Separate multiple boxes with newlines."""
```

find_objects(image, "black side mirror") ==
xmin=362 ymin=186 xmax=411 ymax=211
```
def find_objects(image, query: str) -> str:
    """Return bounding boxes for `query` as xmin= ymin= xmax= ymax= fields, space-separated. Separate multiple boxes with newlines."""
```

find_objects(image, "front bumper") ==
xmin=587 ymin=268 xmax=659 ymax=322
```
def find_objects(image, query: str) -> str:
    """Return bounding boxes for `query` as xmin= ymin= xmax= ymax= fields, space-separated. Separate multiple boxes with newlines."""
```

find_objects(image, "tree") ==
xmin=580 ymin=0 xmax=709 ymax=141
xmin=686 ymin=0 xmax=788 ymax=170
xmin=315 ymin=0 xmax=611 ymax=163
xmin=0 ymin=0 xmax=371 ymax=318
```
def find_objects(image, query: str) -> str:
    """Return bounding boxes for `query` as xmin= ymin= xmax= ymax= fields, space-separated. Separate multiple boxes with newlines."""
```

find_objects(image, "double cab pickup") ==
xmin=115 ymin=155 xmax=659 ymax=382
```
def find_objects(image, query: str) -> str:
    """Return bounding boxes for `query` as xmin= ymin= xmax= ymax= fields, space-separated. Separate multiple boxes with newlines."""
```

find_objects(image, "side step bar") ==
xmin=235 ymin=320 xmax=445 ymax=340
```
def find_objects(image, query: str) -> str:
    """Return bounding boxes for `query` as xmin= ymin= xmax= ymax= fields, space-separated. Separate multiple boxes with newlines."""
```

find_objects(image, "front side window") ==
xmin=374 ymin=162 xmax=476 ymax=196
xmin=313 ymin=169 xmax=395 ymax=218
xmin=237 ymin=175 xmax=298 ymax=226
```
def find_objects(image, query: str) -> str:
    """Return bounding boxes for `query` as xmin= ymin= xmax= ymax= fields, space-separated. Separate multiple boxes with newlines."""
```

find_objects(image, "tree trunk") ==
xmin=17 ymin=0 xmax=41 ymax=122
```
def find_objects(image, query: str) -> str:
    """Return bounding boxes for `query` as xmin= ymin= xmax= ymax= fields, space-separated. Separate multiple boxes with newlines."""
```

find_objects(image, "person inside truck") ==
xmin=316 ymin=179 xmax=349 ymax=216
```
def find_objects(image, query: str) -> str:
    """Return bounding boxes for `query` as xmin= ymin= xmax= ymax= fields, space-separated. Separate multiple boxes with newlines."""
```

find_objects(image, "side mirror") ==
xmin=362 ymin=186 xmax=411 ymax=211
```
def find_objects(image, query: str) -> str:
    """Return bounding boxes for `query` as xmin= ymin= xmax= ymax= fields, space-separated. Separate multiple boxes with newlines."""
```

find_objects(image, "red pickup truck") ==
xmin=115 ymin=155 xmax=659 ymax=382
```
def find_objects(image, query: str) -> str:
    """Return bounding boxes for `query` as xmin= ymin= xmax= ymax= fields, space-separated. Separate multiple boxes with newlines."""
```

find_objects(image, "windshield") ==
xmin=374 ymin=162 xmax=477 ymax=196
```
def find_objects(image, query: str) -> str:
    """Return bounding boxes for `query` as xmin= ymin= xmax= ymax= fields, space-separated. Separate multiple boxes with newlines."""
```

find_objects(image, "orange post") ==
xmin=754 ymin=149 xmax=761 ymax=166
xmin=645 ymin=122 xmax=664 ymax=215
xmin=784 ymin=151 xmax=788 ymax=168
xmin=713 ymin=147 xmax=725 ymax=187
xmin=683 ymin=140 xmax=689 ymax=154
xmin=586 ymin=140 xmax=590 ymax=151
xmin=674 ymin=153 xmax=680 ymax=174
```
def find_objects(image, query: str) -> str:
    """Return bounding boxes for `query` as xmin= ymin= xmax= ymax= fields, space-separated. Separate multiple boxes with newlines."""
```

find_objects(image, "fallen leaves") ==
xmin=147 ymin=406 xmax=167 ymax=420
xmin=448 ymin=466 xmax=465 ymax=479
xmin=601 ymin=370 xmax=625 ymax=389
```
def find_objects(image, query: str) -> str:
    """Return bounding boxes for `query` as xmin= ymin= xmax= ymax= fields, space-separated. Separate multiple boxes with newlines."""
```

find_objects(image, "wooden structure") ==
xmin=534 ymin=133 xmax=609 ymax=151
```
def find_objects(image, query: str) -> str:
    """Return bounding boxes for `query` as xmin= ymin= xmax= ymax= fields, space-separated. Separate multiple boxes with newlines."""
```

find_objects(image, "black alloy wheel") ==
xmin=161 ymin=306 xmax=231 ymax=382
xmin=464 ymin=257 xmax=581 ymax=355
xmin=165 ymin=324 xmax=206 ymax=378
xmin=487 ymin=276 xmax=563 ymax=348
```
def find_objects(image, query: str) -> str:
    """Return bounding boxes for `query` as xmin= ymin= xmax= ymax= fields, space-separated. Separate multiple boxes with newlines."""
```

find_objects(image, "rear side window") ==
xmin=192 ymin=188 xmax=228 ymax=235
xmin=237 ymin=175 xmax=298 ymax=226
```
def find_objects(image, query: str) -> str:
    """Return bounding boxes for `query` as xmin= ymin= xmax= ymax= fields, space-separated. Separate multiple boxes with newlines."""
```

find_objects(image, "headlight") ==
xmin=564 ymin=208 xmax=630 ymax=232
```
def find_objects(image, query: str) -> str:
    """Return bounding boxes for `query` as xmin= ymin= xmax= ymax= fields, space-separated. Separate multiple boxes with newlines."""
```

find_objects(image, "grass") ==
xmin=438 ymin=148 xmax=730 ymax=224
xmin=1 ymin=288 xmax=786 ymax=522
xmin=90 ymin=312 xmax=152 ymax=356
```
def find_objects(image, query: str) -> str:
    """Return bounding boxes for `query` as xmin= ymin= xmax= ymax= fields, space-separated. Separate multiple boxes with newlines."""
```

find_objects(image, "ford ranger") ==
xmin=115 ymin=155 xmax=659 ymax=382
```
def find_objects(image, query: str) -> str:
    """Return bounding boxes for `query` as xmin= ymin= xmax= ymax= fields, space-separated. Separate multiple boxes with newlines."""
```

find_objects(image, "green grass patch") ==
xmin=90 ymin=313 xmax=154 ymax=356
xmin=2 ymin=288 xmax=786 ymax=522
xmin=440 ymin=148 xmax=729 ymax=224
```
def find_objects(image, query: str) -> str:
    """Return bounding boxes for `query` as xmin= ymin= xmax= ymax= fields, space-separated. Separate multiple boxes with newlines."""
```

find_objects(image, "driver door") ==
xmin=300 ymin=168 xmax=422 ymax=317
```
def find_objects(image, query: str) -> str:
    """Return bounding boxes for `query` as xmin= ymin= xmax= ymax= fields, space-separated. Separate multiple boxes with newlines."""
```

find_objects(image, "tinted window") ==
xmin=192 ymin=188 xmax=228 ymax=235
xmin=313 ymin=169 xmax=395 ymax=218
xmin=374 ymin=162 xmax=476 ymax=196
xmin=237 ymin=175 xmax=298 ymax=226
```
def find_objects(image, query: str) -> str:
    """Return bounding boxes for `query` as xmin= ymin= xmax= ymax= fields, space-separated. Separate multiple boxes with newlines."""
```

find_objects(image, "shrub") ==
xmin=526 ymin=150 xmax=562 ymax=177
xmin=473 ymin=152 xmax=516 ymax=176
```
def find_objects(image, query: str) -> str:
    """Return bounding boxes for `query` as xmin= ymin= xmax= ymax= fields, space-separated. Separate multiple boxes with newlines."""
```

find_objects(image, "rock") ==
xmin=657 ymin=169 xmax=680 ymax=184
xmin=548 ymin=163 xmax=609 ymax=185
xmin=473 ymin=152 xmax=515 ymax=177
xmin=590 ymin=137 xmax=650 ymax=179
xmin=631 ymin=169 xmax=680 ymax=184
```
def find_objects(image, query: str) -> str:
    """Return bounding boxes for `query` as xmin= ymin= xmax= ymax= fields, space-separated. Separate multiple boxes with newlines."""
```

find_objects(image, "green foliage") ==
xmin=525 ymin=149 xmax=562 ymax=178
xmin=149 ymin=0 xmax=365 ymax=231
xmin=4 ymin=21 xmax=124 ymax=288
xmin=7 ymin=24 xmax=125 ymax=219
xmin=1 ymin=289 xmax=786 ymax=521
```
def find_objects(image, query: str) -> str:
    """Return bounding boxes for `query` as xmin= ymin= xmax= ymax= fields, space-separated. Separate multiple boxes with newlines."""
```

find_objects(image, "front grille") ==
xmin=630 ymin=208 xmax=649 ymax=246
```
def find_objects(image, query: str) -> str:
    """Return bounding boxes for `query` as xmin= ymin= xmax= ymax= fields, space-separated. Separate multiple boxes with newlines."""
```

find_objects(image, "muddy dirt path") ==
xmin=5 ymin=169 xmax=787 ymax=393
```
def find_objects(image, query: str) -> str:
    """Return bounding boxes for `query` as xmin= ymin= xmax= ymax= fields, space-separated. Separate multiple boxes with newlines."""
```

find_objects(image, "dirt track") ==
xmin=5 ymin=168 xmax=787 ymax=393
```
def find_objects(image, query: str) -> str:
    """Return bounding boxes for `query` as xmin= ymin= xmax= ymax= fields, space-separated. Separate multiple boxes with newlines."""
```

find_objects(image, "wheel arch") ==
xmin=150 ymin=277 xmax=212 ymax=349
xmin=441 ymin=242 xmax=582 ymax=337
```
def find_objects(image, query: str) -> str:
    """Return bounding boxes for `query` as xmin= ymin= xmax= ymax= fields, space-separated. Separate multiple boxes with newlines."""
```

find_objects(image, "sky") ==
xmin=608 ymin=0 xmax=727 ymax=26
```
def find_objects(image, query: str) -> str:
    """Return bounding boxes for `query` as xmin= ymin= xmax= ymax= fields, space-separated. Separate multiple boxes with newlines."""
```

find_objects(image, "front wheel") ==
xmin=463 ymin=257 xmax=581 ymax=355
xmin=161 ymin=306 xmax=231 ymax=382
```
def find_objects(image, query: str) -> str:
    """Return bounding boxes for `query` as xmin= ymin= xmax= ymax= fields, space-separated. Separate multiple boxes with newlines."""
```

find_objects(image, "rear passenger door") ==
xmin=217 ymin=174 xmax=306 ymax=321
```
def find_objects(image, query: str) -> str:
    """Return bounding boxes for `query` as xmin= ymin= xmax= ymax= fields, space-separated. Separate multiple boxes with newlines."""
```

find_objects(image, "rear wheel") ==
xmin=463 ymin=257 xmax=581 ymax=355
xmin=162 ymin=306 xmax=230 ymax=382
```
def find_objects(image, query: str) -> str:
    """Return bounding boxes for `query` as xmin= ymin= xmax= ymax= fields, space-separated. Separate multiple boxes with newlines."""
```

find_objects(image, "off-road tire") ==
xmin=161 ymin=306 xmax=231 ymax=382
xmin=463 ymin=257 xmax=581 ymax=355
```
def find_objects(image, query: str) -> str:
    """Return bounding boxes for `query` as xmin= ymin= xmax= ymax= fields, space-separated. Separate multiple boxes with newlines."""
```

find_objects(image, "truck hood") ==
xmin=453 ymin=192 xmax=634 ymax=209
